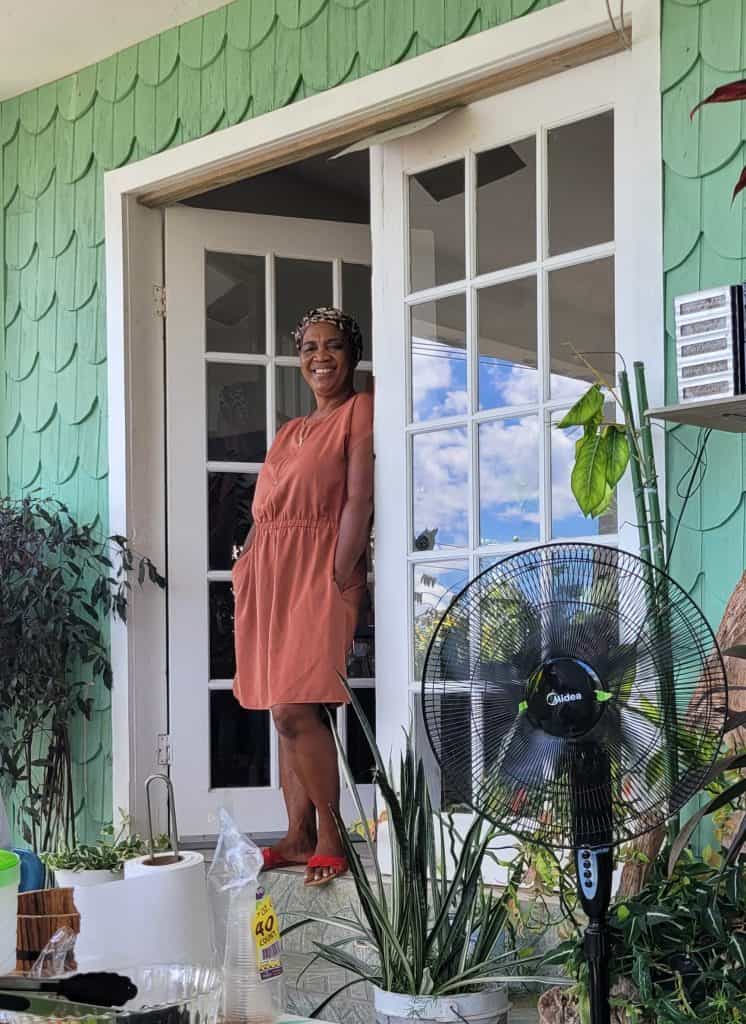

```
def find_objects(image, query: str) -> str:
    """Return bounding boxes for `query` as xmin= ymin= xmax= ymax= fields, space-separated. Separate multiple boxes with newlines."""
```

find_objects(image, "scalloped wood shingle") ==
xmin=662 ymin=0 xmax=746 ymax=696
xmin=0 ymin=0 xmax=565 ymax=840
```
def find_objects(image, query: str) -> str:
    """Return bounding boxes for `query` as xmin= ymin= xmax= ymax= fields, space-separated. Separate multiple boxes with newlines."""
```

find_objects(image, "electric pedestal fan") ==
xmin=421 ymin=542 xmax=727 ymax=1024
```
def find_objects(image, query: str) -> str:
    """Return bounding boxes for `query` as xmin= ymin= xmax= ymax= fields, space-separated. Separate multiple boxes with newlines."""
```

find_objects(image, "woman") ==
xmin=232 ymin=307 xmax=374 ymax=886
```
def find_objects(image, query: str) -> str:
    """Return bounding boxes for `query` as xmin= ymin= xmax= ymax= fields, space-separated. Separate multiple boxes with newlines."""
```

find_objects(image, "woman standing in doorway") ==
xmin=232 ymin=307 xmax=374 ymax=886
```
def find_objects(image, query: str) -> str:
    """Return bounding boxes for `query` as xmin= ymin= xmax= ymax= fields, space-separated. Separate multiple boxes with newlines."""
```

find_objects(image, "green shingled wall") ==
xmin=662 ymin=0 xmax=746 ymax=631
xmin=0 ymin=0 xmax=563 ymax=840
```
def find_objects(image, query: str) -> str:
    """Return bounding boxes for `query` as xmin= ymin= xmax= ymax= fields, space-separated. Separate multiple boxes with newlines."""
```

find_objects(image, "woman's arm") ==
xmin=334 ymin=434 xmax=374 ymax=588
xmin=242 ymin=523 xmax=256 ymax=552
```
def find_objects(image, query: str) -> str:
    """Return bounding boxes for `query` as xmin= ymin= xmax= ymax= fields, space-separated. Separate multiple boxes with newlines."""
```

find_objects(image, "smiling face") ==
xmin=298 ymin=320 xmax=356 ymax=402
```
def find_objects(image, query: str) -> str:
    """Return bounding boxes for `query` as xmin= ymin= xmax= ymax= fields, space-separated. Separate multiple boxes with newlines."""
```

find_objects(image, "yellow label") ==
xmin=253 ymin=894 xmax=281 ymax=953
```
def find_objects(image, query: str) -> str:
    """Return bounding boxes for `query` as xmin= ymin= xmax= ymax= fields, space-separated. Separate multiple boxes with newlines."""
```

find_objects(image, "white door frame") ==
xmin=103 ymin=0 xmax=659 ymax=830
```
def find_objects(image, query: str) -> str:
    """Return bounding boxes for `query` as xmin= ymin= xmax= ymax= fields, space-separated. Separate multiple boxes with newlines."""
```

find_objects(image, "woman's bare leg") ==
xmin=271 ymin=704 xmax=345 ymax=882
xmin=267 ymin=735 xmax=316 ymax=863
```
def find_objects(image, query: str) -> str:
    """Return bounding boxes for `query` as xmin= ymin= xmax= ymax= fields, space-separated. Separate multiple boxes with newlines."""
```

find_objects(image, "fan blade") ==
xmin=476 ymin=722 xmax=564 ymax=826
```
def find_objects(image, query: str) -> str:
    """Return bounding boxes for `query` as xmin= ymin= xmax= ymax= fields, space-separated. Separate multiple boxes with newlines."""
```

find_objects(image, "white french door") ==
xmin=372 ymin=52 xmax=662 ymax=800
xmin=165 ymin=207 xmax=375 ymax=838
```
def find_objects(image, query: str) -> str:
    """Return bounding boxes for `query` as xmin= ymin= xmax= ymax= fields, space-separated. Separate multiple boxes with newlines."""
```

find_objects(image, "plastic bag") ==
xmin=29 ymin=927 xmax=77 ymax=978
xmin=207 ymin=810 xmax=284 ymax=1024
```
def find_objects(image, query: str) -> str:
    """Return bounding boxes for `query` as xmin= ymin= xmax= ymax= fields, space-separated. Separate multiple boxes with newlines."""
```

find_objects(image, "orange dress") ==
xmin=232 ymin=391 xmax=373 ymax=709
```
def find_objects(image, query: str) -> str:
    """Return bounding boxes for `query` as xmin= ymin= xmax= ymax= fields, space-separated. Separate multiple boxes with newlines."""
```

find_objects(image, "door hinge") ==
xmin=157 ymin=732 xmax=172 ymax=767
xmin=153 ymin=284 xmax=167 ymax=319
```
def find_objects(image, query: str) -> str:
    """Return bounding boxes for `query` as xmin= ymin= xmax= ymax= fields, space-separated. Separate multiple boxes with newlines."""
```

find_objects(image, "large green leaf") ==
xmin=557 ymin=384 xmax=604 ymax=428
xmin=604 ymin=424 xmax=630 ymax=487
xmin=590 ymin=482 xmax=614 ymax=518
xmin=571 ymin=431 xmax=609 ymax=515
xmin=668 ymin=776 xmax=746 ymax=875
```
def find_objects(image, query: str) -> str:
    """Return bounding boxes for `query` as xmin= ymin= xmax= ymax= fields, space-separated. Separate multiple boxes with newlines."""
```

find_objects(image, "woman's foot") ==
xmin=304 ymin=832 xmax=347 ymax=885
xmin=262 ymin=830 xmax=316 ymax=870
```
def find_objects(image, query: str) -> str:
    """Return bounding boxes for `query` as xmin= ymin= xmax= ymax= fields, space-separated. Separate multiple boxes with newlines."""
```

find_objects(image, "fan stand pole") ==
xmin=584 ymin=917 xmax=610 ymax=1024
xmin=576 ymin=845 xmax=614 ymax=1024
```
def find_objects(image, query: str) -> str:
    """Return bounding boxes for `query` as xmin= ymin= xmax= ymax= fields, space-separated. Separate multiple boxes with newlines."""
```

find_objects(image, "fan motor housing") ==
xmin=526 ymin=657 xmax=604 ymax=739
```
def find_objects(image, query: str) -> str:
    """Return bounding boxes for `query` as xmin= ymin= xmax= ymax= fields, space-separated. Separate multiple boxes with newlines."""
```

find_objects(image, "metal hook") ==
xmin=144 ymin=773 xmax=181 ymax=866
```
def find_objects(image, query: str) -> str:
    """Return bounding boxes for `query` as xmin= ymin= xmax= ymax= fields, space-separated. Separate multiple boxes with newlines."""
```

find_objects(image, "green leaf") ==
xmin=603 ymin=424 xmax=630 ymax=488
xmin=557 ymin=385 xmax=604 ymax=428
xmin=571 ymin=431 xmax=609 ymax=515
xmin=668 ymin=776 xmax=746 ymax=876
xmin=644 ymin=909 xmax=684 ymax=931
xmin=590 ymin=482 xmax=614 ymax=518
xmin=729 ymin=933 xmax=746 ymax=968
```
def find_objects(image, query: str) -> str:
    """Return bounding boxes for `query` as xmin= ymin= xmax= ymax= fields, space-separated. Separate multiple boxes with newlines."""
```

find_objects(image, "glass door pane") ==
xmin=206 ymin=251 xmax=266 ymax=354
xmin=410 ymin=296 xmax=467 ymax=422
xmin=275 ymin=257 xmax=333 ymax=355
xmin=409 ymin=160 xmax=465 ymax=291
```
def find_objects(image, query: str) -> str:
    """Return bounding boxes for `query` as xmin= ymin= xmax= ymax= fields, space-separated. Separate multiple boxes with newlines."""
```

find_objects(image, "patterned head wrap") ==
xmin=292 ymin=306 xmax=364 ymax=364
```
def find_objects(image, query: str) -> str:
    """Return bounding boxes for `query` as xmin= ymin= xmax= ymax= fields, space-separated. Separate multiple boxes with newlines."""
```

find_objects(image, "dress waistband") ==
xmin=254 ymin=517 xmax=336 ymax=530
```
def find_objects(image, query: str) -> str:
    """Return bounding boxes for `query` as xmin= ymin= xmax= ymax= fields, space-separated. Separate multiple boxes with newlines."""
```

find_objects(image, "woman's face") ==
xmin=299 ymin=321 xmax=355 ymax=401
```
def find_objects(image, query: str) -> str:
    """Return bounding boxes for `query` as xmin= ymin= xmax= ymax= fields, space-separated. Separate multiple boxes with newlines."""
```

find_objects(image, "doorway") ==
xmin=164 ymin=153 xmax=377 ymax=839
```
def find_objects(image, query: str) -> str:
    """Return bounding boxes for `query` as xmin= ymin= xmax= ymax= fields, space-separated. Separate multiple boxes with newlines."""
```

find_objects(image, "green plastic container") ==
xmin=0 ymin=850 xmax=20 ymax=974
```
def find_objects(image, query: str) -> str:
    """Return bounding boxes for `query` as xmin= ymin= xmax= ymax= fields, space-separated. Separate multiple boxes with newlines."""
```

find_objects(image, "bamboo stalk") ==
xmin=633 ymin=362 xmax=665 ymax=572
xmin=627 ymin=365 xmax=679 ymax=839
xmin=618 ymin=370 xmax=651 ymax=563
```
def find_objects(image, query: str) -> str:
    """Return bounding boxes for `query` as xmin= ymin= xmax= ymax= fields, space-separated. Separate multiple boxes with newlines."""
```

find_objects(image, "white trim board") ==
xmin=104 ymin=0 xmax=661 ymax=829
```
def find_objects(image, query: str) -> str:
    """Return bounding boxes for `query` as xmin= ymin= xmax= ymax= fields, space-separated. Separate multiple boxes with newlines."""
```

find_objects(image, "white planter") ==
xmin=54 ymin=867 xmax=123 ymax=888
xmin=373 ymin=987 xmax=511 ymax=1024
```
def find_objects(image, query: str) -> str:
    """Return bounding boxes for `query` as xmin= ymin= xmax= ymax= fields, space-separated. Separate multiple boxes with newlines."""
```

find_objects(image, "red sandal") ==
xmin=304 ymin=855 xmax=349 ymax=887
xmin=261 ymin=847 xmax=308 ymax=871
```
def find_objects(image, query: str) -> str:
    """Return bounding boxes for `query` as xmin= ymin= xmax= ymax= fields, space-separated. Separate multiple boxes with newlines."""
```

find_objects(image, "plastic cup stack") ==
xmin=222 ymin=886 xmax=276 ymax=1024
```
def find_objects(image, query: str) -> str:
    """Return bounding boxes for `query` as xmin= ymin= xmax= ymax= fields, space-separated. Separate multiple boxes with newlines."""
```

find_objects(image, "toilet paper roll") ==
xmin=124 ymin=850 xmax=205 ymax=878
xmin=74 ymin=852 xmax=212 ymax=970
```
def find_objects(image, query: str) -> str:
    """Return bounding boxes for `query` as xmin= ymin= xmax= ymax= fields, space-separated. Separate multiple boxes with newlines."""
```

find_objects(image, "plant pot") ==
xmin=373 ymin=987 xmax=510 ymax=1024
xmin=53 ymin=867 xmax=123 ymax=888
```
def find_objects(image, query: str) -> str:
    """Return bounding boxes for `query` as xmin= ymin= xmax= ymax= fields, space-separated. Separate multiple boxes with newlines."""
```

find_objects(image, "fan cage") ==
xmin=421 ymin=542 xmax=727 ymax=850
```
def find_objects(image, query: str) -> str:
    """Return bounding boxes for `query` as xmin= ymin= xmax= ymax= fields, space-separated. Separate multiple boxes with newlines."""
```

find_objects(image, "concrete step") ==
xmin=265 ymin=864 xmax=543 ymax=1024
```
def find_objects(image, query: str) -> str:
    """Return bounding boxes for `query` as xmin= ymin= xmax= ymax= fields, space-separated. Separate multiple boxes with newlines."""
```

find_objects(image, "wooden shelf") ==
xmin=646 ymin=395 xmax=746 ymax=433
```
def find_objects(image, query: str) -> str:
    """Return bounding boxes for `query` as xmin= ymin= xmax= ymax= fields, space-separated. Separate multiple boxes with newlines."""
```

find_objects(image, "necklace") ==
xmin=297 ymin=412 xmax=317 ymax=447
xmin=296 ymin=393 xmax=354 ymax=447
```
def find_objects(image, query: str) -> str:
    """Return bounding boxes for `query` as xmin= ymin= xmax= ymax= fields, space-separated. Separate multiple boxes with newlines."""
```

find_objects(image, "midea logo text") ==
xmin=546 ymin=691 xmax=583 ymax=707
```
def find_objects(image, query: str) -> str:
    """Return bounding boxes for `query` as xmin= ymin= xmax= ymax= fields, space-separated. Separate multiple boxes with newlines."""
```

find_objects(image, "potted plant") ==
xmin=41 ymin=817 xmax=169 ymax=888
xmin=293 ymin=683 xmax=562 ymax=1024
xmin=0 ymin=495 xmax=165 ymax=853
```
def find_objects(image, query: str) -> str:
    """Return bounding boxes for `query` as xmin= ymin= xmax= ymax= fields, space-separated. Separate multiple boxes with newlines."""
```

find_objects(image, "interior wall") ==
xmin=0 ymin=0 xmax=565 ymax=841
xmin=661 ymin=0 xmax=746 ymax=629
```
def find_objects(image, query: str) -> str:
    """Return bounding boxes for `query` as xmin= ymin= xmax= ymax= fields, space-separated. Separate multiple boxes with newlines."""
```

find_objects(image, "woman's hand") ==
xmin=334 ymin=434 xmax=374 ymax=586
xmin=242 ymin=524 xmax=256 ymax=555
